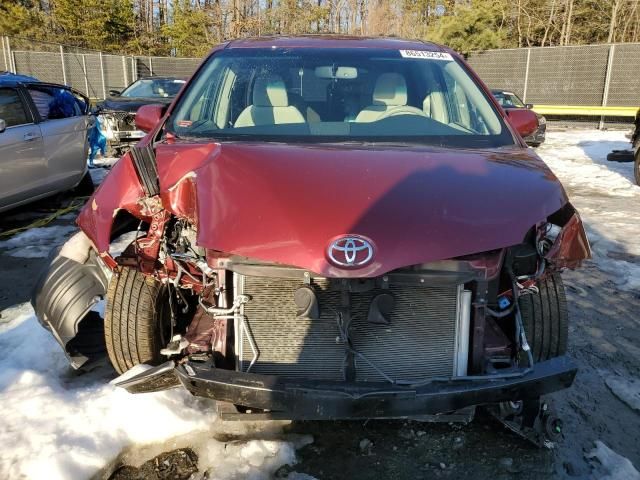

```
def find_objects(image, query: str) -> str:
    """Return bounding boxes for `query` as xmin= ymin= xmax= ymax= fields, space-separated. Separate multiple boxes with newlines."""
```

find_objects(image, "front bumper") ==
xmin=118 ymin=356 xmax=577 ymax=420
xmin=525 ymin=123 xmax=546 ymax=146
xmin=112 ymin=130 xmax=145 ymax=142
xmin=99 ymin=112 xmax=144 ymax=144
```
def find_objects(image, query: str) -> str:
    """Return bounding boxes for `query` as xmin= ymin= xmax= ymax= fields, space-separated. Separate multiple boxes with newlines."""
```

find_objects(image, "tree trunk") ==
xmin=564 ymin=0 xmax=574 ymax=46
xmin=541 ymin=0 xmax=556 ymax=47
xmin=516 ymin=0 xmax=523 ymax=47
xmin=607 ymin=0 xmax=620 ymax=43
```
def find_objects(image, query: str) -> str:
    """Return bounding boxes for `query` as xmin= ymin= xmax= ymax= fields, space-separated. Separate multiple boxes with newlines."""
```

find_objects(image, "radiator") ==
xmin=235 ymin=273 xmax=470 ymax=383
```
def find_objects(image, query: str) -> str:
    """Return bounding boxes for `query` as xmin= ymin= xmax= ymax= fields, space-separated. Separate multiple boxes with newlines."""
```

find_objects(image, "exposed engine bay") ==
xmin=111 ymin=205 xmax=580 ymax=381
xmin=99 ymin=110 xmax=145 ymax=156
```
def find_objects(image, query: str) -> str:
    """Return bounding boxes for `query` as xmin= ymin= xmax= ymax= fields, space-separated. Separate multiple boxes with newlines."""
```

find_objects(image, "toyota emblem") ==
xmin=327 ymin=235 xmax=375 ymax=268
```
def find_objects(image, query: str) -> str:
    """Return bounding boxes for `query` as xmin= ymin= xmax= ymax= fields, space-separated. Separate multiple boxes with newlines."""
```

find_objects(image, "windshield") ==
xmin=168 ymin=48 xmax=514 ymax=148
xmin=493 ymin=91 xmax=526 ymax=108
xmin=121 ymin=78 xmax=185 ymax=98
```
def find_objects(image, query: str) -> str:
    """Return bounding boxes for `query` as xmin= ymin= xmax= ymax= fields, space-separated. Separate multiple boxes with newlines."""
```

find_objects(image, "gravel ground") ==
xmin=0 ymin=132 xmax=639 ymax=480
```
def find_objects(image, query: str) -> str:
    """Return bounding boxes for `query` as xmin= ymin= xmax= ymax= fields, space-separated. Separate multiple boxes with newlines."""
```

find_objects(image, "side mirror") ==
xmin=0 ymin=119 xmax=5 ymax=133
xmin=505 ymin=108 xmax=538 ymax=138
xmin=109 ymin=89 xmax=121 ymax=97
xmin=135 ymin=104 xmax=166 ymax=133
xmin=525 ymin=103 xmax=534 ymax=109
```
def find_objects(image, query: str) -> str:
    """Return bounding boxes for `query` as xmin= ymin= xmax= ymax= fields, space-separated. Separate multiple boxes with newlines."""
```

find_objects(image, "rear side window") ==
xmin=0 ymin=88 xmax=29 ymax=127
xmin=27 ymin=86 xmax=86 ymax=120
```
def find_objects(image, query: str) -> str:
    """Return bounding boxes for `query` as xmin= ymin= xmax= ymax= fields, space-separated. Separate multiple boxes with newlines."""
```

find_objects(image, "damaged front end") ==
xmin=32 ymin=138 xmax=589 ymax=440
xmin=99 ymin=110 xmax=146 ymax=156
xmin=117 ymin=210 xmax=585 ymax=401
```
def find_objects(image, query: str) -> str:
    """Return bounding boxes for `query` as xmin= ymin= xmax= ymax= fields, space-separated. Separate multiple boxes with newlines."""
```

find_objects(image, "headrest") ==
xmin=253 ymin=75 xmax=289 ymax=107
xmin=373 ymin=73 xmax=407 ymax=106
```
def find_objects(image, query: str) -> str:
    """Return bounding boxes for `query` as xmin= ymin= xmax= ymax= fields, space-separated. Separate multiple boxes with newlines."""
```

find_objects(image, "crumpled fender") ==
xmin=31 ymin=231 xmax=110 ymax=368
xmin=76 ymin=144 xmax=220 ymax=261
xmin=77 ymin=152 xmax=147 ymax=257
xmin=545 ymin=211 xmax=591 ymax=269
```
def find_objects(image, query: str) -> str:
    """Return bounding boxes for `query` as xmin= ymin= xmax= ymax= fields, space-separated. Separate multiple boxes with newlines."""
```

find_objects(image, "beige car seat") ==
xmin=234 ymin=75 xmax=305 ymax=127
xmin=422 ymin=68 xmax=450 ymax=124
xmin=354 ymin=73 xmax=409 ymax=123
xmin=422 ymin=91 xmax=449 ymax=124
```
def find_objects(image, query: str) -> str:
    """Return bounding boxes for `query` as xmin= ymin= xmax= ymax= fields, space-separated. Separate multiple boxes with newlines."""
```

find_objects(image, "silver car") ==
xmin=0 ymin=79 xmax=91 ymax=213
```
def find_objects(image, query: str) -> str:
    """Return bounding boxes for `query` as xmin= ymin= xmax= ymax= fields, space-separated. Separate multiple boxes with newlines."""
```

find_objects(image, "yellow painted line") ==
xmin=532 ymin=105 xmax=638 ymax=117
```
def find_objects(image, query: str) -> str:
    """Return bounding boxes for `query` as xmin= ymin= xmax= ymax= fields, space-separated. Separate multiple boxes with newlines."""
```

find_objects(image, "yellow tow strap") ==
xmin=0 ymin=198 xmax=87 ymax=238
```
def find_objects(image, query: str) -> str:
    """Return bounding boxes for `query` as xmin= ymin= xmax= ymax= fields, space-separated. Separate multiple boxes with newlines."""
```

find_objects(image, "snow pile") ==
xmin=0 ymin=225 xmax=77 ymax=258
xmin=89 ymin=156 xmax=119 ymax=185
xmin=587 ymin=441 xmax=640 ymax=480
xmin=538 ymin=131 xmax=635 ymax=197
xmin=195 ymin=434 xmax=314 ymax=480
xmin=537 ymin=130 xmax=640 ymax=290
xmin=0 ymin=304 xmax=311 ymax=480
xmin=605 ymin=375 xmax=640 ymax=413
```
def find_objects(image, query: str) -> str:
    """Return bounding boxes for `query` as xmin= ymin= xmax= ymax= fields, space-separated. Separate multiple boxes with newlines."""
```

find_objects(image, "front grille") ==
xmin=236 ymin=274 xmax=466 ymax=383
xmin=106 ymin=111 xmax=136 ymax=131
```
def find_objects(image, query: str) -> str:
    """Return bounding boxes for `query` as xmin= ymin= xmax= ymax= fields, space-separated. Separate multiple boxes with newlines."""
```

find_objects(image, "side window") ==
xmin=441 ymin=72 xmax=470 ymax=128
xmin=440 ymin=70 xmax=488 ymax=134
xmin=28 ymin=88 xmax=54 ymax=120
xmin=28 ymin=86 xmax=84 ymax=121
xmin=503 ymin=94 xmax=515 ymax=107
xmin=0 ymin=88 xmax=30 ymax=127
xmin=214 ymin=66 xmax=238 ymax=128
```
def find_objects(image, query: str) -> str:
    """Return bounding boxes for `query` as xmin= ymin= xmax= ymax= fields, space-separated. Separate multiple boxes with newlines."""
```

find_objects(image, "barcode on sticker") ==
xmin=399 ymin=50 xmax=454 ymax=61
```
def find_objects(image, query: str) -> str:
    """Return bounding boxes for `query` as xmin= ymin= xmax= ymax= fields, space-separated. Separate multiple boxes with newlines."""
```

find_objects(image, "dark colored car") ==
xmin=32 ymin=37 xmax=590 ymax=441
xmin=97 ymin=76 xmax=186 ymax=155
xmin=492 ymin=90 xmax=546 ymax=147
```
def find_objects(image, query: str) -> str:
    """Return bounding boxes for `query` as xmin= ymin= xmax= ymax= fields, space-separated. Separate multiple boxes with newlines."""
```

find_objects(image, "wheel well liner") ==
xmin=31 ymin=239 xmax=110 ymax=368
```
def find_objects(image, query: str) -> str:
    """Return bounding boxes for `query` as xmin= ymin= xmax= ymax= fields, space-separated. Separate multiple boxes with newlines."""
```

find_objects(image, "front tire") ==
xmin=519 ymin=272 xmax=568 ymax=361
xmin=105 ymin=267 xmax=168 ymax=374
xmin=634 ymin=150 xmax=640 ymax=186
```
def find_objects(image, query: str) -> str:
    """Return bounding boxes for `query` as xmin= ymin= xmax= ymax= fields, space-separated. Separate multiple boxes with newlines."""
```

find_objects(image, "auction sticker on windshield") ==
xmin=399 ymin=50 xmax=453 ymax=61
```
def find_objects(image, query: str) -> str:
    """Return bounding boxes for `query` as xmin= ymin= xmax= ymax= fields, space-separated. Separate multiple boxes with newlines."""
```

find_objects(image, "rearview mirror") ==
xmin=505 ymin=108 xmax=538 ymax=138
xmin=0 ymin=119 xmax=5 ymax=134
xmin=109 ymin=89 xmax=121 ymax=97
xmin=525 ymin=103 xmax=534 ymax=109
xmin=135 ymin=104 xmax=166 ymax=133
xmin=315 ymin=66 xmax=358 ymax=79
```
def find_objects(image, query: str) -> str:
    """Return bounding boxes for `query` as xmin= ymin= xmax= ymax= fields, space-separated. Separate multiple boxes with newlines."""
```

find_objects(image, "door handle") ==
xmin=23 ymin=132 xmax=38 ymax=141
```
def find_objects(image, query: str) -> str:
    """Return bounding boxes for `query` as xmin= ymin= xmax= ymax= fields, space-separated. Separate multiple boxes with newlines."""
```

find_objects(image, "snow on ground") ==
xmin=604 ymin=375 xmax=640 ymax=413
xmin=587 ymin=441 xmax=640 ymax=480
xmin=0 ymin=225 xmax=77 ymax=258
xmin=536 ymin=129 xmax=640 ymax=290
xmin=0 ymin=304 xmax=313 ymax=479
xmin=89 ymin=156 xmax=119 ymax=185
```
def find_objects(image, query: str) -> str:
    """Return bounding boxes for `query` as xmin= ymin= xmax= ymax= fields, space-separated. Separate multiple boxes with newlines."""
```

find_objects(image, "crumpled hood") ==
xmin=99 ymin=96 xmax=173 ymax=113
xmin=155 ymin=141 xmax=567 ymax=277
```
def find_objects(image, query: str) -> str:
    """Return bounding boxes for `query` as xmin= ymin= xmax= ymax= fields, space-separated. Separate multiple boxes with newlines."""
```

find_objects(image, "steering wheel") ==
xmin=376 ymin=105 xmax=428 ymax=121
